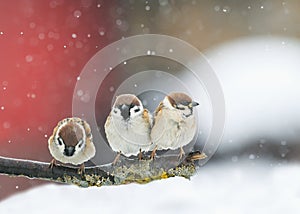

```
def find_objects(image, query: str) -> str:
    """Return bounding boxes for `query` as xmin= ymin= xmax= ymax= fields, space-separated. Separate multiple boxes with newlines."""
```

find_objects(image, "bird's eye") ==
xmin=134 ymin=108 xmax=140 ymax=113
xmin=176 ymin=105 xmax=185 ymax=110
xmin=113 ymin=109 xmax=118 ymax=114
xmin=57 ymin=137 xmax=64 ymax=146
xmin=78 ymin=139 xmax=84 ymax=148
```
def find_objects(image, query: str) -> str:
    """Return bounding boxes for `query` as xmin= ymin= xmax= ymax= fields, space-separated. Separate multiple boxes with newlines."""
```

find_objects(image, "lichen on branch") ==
xmin=0 ymin=151 xmax=206 ymax=187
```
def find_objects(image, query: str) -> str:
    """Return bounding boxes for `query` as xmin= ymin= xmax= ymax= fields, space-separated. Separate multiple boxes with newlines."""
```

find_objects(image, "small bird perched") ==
xmin=150 ymin=92 xmax=199 ymax=160
xmin=48 ymin=117 xmax=96 ymax=174
xmin=104 ymin=94 xmax=152 ymax=164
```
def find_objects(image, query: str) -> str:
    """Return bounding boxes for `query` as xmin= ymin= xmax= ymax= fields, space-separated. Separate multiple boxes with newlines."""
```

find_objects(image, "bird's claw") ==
xmin=138 ymin=149 xmax=143 ymax=161
xmin=77 ymin=163 xmax=85 ymax=175
xmin=49 ymin=159 xmax=57 ymax=169
xmin=150 ymin=146 xmax=158 ymax=160
xmin=178 ymin=147 xmax=185 ymax=160
xmin=112 ymin=152 xmax=121 ymax=165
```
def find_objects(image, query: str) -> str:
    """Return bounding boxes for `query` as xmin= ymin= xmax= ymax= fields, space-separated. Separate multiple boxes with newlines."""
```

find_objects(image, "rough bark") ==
xmin=0 ymin=151 xmax=206 ymax=187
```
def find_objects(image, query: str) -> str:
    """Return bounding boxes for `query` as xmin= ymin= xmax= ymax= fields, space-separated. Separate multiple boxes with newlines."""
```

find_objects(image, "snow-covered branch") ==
xmin=0 ymin=151 xmax=206 ymax=187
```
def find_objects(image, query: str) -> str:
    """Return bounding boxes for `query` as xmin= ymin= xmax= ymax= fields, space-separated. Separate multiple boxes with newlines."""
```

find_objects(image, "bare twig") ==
xmin=0 ymin=151 xmax=206 ymax=187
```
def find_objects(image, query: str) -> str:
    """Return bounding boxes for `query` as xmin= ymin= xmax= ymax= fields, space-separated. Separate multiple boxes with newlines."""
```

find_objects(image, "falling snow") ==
xmin=222 ymin=6 xmax=230 ymax=13
xmin=214 ymin=5 xmax=220 ymax=12
xmin=249 ymin=154 xmax=256 ymax=160
xmin=80 ymin=93 xmax=90 ymax=103
xmin=25 ymin=55 xmax=33 ymax=62
xmin=159 ymin=0 xmax=169 ymax=6
xmin=73 ymin=10 xmax=82 ymax=18
xmin=116 ymin=19 xmax=122 ymax=26
xmin=109 ymin=86 xmax=114 ymax=92
xmin=281 ymin=140 xmax=287 ymax=146
xmin=26 ymin=93 xmax=36 ymax=99
xmin=38 ymin=33 xmax=45 ymax=40
xmin=71 ymin=33 xmax=77 ymax=39
xmin=77 ymin=89 xmax=83 ymax=96
xmin=98 ymin=29 xmax=105 ymax=36
xmin=3 ymin=122 xmax=11 ymax=129
xmin=29 ymin=22 xmax=36 ymax=29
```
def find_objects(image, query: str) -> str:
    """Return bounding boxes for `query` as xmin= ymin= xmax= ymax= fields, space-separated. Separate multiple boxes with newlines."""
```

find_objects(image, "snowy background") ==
xmin=1 ymin=162 xmax=300 ymax=214
xmin=1 ymin=0 xmax=300 ymax=213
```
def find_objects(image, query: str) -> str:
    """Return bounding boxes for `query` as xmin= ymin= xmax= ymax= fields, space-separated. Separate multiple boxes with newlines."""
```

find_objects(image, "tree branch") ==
xmin=0 ymin=151 xmax=206 ymax=187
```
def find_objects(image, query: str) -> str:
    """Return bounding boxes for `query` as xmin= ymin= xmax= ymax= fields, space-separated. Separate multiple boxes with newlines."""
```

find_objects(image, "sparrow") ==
xmin=48 ymin=117 xmax=96 ymax=174
xmin=104 ymin=94 xmax=152 ymax=164
xmin=150 ymin=92 xmax=199 ymax=160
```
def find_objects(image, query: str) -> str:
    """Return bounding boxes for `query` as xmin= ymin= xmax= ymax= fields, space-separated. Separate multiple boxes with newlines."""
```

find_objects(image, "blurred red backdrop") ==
xmin=0 ymin=0 xmax=119 ymax=200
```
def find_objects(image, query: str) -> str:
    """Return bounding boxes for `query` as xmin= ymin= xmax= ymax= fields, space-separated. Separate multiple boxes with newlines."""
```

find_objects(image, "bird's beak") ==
xmin=189 ymin=101 xmax=199 ymax=108
xmin=120 ymin=104 xmax=130 ymax=121
xmin=64 ymin=146 xmax=75 ymax=157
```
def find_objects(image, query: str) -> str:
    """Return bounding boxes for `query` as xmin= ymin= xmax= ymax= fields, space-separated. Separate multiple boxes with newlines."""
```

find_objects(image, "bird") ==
xmin=104 ymin=94 xmax=152 ymax=164
xmin=48 ymin=117 xmax=96 ymax=174
xmin=150 ymin=92 xmax=199 ymax=160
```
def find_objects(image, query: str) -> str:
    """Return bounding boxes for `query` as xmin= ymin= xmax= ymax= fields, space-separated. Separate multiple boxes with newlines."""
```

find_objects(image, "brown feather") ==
xmin=58 ymin=123 xmax=83 ymax=147
xmin=154 ymin=101 xmax=164 ymax=116
xmin=168 ymin=92 xmax=192 ymax=105
xmin=114 ymin=94 xmax=141 ymax=107
xmin=142 ymin=109 xmax=151 ymax=125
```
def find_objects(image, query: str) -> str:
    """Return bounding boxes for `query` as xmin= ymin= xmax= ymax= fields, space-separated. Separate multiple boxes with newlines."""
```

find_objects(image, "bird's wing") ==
xmin=104 ymin=113 xmax=112 ymax=130
xmin=81 ymin=120 xmax=92 ymax=139
xmin=48 ymin=121 xmax=60 ymax=143
xmin=150 ymin=108 xmax=168 ymax=143
xmin=154 ymin=102 xmax=164 ymax=118
xmin=143 ymin=109 xmax=153 ymax=127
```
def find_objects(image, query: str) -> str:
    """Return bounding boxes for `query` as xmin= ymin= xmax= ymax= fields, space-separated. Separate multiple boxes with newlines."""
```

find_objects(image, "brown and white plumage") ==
xmin=104 ymin=94 xmax=152 ymax=161
xmin=48 ymin=117 xmax=96 ymax=173
xmin=150 ymin=92 xmax=199 ymax=159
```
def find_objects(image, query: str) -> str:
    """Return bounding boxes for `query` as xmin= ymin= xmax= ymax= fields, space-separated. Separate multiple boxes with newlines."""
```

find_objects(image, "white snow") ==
xmin=0 ymin=162 xmax=299 ymax=213
xmin=204 ymin=36 xmax=300 ymax=150
xmin=73 ymin=10 xmax=82 ymax=18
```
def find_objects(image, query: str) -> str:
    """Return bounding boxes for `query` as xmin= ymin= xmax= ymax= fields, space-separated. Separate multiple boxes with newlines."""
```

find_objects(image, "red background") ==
xmin=0 ymin=0 xmax=119 ymax=200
